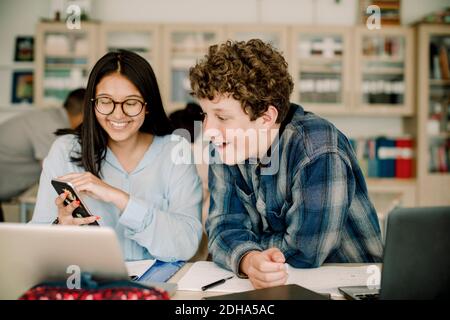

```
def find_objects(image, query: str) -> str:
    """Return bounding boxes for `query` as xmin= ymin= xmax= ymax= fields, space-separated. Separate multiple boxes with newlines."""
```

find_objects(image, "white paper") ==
xmin=177 ymin=261 xmax=381 ymax=298
xmin=177 ymin=261 xmax=253 ymax=293
xmin=125 ymin=259 xmax=156 ymax=278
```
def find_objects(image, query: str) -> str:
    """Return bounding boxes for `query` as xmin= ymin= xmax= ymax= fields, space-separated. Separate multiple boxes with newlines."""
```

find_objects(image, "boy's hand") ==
xmin=239 ymin=248 xmax=288 ymax=289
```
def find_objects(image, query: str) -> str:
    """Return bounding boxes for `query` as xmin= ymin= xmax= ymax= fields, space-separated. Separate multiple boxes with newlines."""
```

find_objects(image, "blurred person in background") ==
xmin=0 ymin=88 xmax=85 ymax=222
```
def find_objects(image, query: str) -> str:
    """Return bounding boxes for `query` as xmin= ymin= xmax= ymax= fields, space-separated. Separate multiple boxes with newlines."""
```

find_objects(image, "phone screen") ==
xmin=51 ymin=179 xmax=99 ymax=226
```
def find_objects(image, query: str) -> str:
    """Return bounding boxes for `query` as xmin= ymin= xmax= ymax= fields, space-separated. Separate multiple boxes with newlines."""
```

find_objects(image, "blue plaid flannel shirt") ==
xmin=206 ymin=104 xmax=383 ymax=275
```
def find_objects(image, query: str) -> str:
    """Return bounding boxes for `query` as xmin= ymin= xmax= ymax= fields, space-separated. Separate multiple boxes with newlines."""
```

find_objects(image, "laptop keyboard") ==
xmin=354 ymin=293 xmax=380 ymax=300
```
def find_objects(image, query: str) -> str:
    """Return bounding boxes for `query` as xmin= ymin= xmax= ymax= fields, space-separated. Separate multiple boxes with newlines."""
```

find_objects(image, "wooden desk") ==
xmin=168 ymin=262 xmax=380 ymax=300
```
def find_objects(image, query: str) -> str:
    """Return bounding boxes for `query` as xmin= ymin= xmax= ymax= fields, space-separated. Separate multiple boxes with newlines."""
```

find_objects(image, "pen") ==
xmin=201 ymin=276 xmax=233 ymax=291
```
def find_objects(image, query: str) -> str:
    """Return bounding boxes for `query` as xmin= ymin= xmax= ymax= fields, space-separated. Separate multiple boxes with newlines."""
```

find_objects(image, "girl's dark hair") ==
xmin=58 ymin=50 xmax=173 ymax=177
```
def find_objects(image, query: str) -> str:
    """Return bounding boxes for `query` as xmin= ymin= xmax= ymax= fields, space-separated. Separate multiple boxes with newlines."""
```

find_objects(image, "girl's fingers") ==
xmin=54 ymin=192 xmax=68 ymax=208
xmin=62 ymin=199 xmax=79 ymax=217
xmin=55 ymin=192 xmax=77 ymax=217
xmin=73 ymin=215 xmax=99 ymax=226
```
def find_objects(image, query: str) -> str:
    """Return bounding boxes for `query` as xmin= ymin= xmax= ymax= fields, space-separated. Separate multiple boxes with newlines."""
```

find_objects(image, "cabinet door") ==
xmin=417 ymin=25 xmax=450 ymax=206
xmin=225 ymin=25 xmax=289 ymax=59
xmin=354 ymin=26 xmax=414 ymax=115
xmin=290 ymin=26 xmax=351 ymax=115
xmin=162 ymin=25 xmax=224 ymax=114
xmin=98 ymin=23 xmax=161 ymax=74
xmin=34 ymin=22 xmax=97 ymax=108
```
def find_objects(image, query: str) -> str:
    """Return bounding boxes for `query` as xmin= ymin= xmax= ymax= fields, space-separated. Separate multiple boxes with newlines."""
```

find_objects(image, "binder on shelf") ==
xmin=362 ymin=136 xmax=415 ymax=178
xmin=395 ymin=137 xmax=414 ymax=178
xmin=367 ymin=138 xmax=379 ymax=178
xmin=377 ymin=137 xmax=396 ymax=178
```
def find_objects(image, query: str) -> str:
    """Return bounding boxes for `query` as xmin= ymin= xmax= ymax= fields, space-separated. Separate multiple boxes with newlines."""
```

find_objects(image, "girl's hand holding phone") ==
xmin=57 ymin=172 xmax=130 ymax=212
xmin=54 ymin=190 xmax=100 ymax=225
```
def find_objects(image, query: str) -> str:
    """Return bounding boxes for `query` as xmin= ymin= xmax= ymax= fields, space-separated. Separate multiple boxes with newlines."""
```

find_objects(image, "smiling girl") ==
xmin=31 ymin=50 xmax=203 ymax=262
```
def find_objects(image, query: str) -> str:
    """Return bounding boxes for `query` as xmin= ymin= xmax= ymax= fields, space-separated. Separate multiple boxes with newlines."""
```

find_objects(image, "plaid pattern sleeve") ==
xmin=259 ymin=151 xmax=381 ymax=267
xmin=206 ymin=163 xmax=263 ymax=276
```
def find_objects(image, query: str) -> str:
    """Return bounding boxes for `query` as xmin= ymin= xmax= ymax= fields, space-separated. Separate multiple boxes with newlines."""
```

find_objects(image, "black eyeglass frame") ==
xmin=90 ymin=97 xmax=147 ymax=117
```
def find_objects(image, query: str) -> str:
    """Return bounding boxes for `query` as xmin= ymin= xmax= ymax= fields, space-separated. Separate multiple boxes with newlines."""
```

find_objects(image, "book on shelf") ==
xmin=363 ymin=36 xmax=403 ymax=58
xmin=395 ymin=137 xmax=414 ymax=178
xmin=439 ymin=45 xmax=450 ymax=80
xmin=430 ymin=42 xmax=450 ymax=80
xmin=429 ymin=137 xmax=450 ymax=173
xmin=377 ymin=137 xmax=396 ymax=178
xmin=298 ymin=37 xmax=343 ymax=58
xmin=356 ymin=136 xmax=414 ymax=178
xmin=360 ymin=0 xmax=401 ymax=25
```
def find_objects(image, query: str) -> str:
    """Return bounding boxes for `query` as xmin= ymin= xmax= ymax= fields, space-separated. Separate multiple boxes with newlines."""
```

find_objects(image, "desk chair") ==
xmin=17 ymin=184 xmax=38 ymax=223
xmin=0 ymin=202 xmax=4 ymax=222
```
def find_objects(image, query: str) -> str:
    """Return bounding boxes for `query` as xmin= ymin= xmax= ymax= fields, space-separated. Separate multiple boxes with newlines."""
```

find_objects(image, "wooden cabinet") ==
xmin=416 ymin=24 xmax=450 ymax=206
xmin=290 ymin=26 xmax=352 ymax=115
xmin=354 ymin=26 xmax=414 ymax=115
xmin=98 ymin=23 xmax=162 ymax=75
xmin=161 ymin=25 xmax=225 ymax=114
xmin=225 ymin=24 xmax=289 ymax=58
xmin=34 ymin=22 xmax=450 ymax=207
xmin=34 ymin=22 xmax=98 ymax=108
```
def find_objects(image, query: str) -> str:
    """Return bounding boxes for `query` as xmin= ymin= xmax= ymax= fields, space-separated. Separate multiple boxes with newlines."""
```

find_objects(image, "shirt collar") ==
xmin=254 ymin=103 xmax=299 ymax=168
xmin=105 ymin=135 xmax=163 ymax=174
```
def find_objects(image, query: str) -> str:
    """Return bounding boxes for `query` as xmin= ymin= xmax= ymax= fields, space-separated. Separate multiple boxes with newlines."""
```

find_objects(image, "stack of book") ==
xmin=360 ymin=0 xmax=401 ymax=26
xmin=350 ymin=136 xmax=414 ymax=178
xmin=429 ymin=138 xmax=450 ymax=173
xmin=430 ymin=39 xmax=450 ymax=80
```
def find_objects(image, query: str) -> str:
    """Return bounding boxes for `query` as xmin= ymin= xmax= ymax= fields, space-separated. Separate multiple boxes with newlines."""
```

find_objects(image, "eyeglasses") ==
xmin=91 ymin=97 xmax=147 ymax=117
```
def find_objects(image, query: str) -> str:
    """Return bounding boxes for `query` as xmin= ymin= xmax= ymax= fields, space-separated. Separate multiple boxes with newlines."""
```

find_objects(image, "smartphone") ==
xmin=51 ymin=178 xmax=99 ymax=226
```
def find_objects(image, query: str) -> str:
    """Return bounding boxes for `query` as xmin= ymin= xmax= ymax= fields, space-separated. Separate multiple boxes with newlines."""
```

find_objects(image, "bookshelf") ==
xmin=290 ymin=26 xmax=352 ymax=115
xmin=354 ymin=26 xmax=414 ymax=115
xmin=162 ymin=25 xmax=225 ymax=114
xmin=28 ymin=22 xmax=425 ymax=205
xmin=34 ymin=22 xmax=98 ymax=108
xmin=416 ymin=24 xmax=450 ymax=206
xmin=359 ymin=0 xmax=401 ymax=26
xmin=366 ymin=178 xmax=416 ymax=207
xmin=98 ymin=23 xmax=162 ymax=75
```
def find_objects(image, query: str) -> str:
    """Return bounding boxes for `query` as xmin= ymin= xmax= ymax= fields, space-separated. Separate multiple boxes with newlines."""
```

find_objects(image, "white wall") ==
xmin=90 ymin=0 xmax=359 ymax=25
xmin=0 ymin=0 xmax=50 ymax=116
xmin=91 ymin=0 xmax=450 ymax=25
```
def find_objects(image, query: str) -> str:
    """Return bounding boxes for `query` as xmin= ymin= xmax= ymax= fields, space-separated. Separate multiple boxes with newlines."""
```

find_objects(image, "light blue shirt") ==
xmin=30 ymin=134 xmax=203 ymax=262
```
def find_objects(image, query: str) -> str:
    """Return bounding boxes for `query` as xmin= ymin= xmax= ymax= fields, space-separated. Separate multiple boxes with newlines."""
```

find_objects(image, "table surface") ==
xmin=167 ymin=262 xmax=379 ymax=300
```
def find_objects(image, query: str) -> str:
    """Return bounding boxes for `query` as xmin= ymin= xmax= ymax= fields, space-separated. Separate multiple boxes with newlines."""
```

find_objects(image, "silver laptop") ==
xmin=0 ymin=223 xmax=176 ymax=299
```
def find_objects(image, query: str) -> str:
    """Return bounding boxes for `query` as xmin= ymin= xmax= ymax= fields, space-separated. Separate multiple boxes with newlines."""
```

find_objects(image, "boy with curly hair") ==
xmin=189 ymin=39 xmax=383 ymax=289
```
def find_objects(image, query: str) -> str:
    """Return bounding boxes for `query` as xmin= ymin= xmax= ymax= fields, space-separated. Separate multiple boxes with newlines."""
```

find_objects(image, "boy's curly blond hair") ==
xmin=189 ymin=39 xmax=294 ymax=123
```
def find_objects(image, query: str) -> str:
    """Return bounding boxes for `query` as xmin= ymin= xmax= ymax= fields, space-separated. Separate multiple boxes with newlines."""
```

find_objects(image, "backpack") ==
xmin=19 ymin=272 xmax=169 ymax=300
